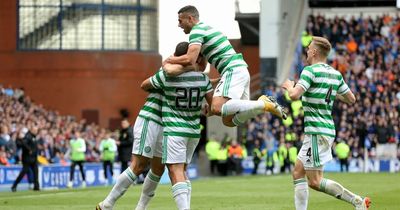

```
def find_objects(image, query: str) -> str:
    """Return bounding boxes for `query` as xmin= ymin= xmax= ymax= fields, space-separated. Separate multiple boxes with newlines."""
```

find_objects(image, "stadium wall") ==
xmin=0 ymin=0 xmax=161 ymax=128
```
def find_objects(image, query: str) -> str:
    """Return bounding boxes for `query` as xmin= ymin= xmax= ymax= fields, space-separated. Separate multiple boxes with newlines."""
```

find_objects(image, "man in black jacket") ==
xmin=117 ymin=119 xmax=134 ymax=173
xmin=11 ymin=125 xmax=40 ymax=192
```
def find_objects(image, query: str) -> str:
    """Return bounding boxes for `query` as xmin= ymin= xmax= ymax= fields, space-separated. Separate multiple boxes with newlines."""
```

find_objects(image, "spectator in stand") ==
xmin=52 ymin=151 xmax=69 ymax=166
xmin=0 ymin=124 xmax=10 ymax=147
xmin=0 ymin=146 xmax=10 ymax=166
xmin=0 ymin=85 xmax=107 ymax=166
xmin=346 ymin=34 xmax=358 ymax=53
xmin=116 ymin=119 xmax=133 ymax=173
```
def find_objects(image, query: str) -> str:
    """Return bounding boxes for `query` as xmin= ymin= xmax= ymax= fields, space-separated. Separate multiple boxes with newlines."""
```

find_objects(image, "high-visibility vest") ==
xmin=70 ymin=138 xmax=86 ymax=161
xmin=206 ymin=140 xmax=220 ymax=160
xmin=100 ymin=138 xmax=117 ymax=161
xmin=217 ymin=148 xmax=228 ymax=161
xmin=335 ymin=142 xmax=350 ymax=159
xmin=288 ymin=146 xmax=298 ymax=164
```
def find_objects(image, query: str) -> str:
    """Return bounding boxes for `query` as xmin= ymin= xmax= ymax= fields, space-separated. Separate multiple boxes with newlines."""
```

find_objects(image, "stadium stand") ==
xmin=0 ymin=84 xmax=111 ymax=166
xmin=245 ymin=13 xmax=400 ymax=167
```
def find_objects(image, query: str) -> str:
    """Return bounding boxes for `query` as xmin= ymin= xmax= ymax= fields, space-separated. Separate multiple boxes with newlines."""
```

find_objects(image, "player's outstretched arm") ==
xmin=337 ymin=91 xmax=356 ymax=104
xmin=140 ymin=78 xmax=154 ymax=91
xmin=165 ymin=44 xmax=201 ymax=66
xmin=163 ymin=63 xmax=197 ymax=77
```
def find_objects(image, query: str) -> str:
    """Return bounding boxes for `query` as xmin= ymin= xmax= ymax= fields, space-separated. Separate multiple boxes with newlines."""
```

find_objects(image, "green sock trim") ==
xmin=172 ymin=182 xmax=188 ymax=193
xmin=221 ymin=104 xmax=228 ymax=117
xmin=125 ymin=168 xmax=137 ymax=183
xmin=319 ymin=178 xmax=328 ymax=192
xmin=293 ymin=178 xmax=307 ymax=185
xmin=232 ymin=115 xmax=242 ymax=126
xmin=186 ymin=180 xmax=191 ymax=189
xmin=147 ymin=170 xmax=161 ymax=182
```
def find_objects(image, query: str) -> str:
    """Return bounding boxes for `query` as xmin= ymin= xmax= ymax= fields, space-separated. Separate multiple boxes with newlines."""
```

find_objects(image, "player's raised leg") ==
xmin=306 ymin=169 xmax=370 ymax=210
xmin=214 ymin=69 xmax=287 ymax=127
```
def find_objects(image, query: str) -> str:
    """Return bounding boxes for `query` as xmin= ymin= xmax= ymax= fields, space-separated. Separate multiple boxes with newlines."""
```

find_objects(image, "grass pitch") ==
xmin=0 ymin=173 xmax=398 ymax=210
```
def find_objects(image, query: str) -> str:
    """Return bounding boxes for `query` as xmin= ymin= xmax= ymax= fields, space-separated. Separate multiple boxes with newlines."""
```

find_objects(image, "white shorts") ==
xmin=297 ymin=134 xmax=334 ymax=170
xmin=162 ymin=136 xmax=200 ymax=164
xmin=132 ymin=117 xmax=163 ymax=158
xmin=213 ymin=67 xmax=250 ymax=100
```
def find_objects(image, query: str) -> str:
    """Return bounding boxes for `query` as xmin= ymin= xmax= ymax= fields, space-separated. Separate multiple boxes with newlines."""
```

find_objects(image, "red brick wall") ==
xmin=0 ymin=0 xmax=161 ymax=128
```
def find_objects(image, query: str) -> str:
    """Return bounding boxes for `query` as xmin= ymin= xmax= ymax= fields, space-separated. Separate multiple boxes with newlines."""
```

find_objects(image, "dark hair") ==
xmin=174 ymin=42 xmax=189 ymax=56
xmin=178 ymin=5 xmax=199 ymax=20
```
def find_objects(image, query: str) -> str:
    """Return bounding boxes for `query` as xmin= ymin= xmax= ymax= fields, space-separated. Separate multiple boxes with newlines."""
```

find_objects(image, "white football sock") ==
xmin=232 ymin=108 xmax=264 ymax=125
xmin=294 ymin=178 xmax=309 ymax=210
xmin=172 ymin=182 xmax=189 ymax=210
xmin=136 ymin=170 xmax=161 ymax=210
xmin=186 ymin=180 xmax=192 ymax=209
xmin=103 ymin=167 xmax=136 ymax=207
xmin=320 ymin=178 xmax=361 ymax=206
xmin=221 ymin=99 xmax=264 ymax=117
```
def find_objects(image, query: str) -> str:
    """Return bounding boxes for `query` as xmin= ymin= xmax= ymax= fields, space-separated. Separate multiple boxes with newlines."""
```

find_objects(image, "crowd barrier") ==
xmin=0 ymin=163 xmax=198 ymax=192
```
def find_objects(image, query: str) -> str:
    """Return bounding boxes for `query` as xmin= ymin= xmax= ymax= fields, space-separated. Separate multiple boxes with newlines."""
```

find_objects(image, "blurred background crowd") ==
xmin=0 ymin=84 xmax=121 ymax=167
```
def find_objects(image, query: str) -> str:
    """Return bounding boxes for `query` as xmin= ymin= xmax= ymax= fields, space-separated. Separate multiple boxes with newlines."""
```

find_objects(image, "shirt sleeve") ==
xmin=189 ymin=25 xmax=204 ymax=45
xmin=79 ymin=139 xmax=86 ymax=152
xmin=150 ymin=70 xmax=166 ymax=89
xmin=99 ymin=141 xmax=104 ymax=151
xmin=337 ymin=75 xmax=350 ymax=95
xmin=110 ymin=139 xmax=117 ymax=152
xmin=297 ymin=66 xmax=315 ymax=91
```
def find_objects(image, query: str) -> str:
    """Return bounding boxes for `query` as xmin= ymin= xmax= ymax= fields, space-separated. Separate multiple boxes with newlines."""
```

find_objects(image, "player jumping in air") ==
xmin=164 ymin=5 xmax=287 ymax=128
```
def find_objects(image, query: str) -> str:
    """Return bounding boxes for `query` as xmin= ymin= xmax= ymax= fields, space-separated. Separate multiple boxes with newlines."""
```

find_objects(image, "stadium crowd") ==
xmin=0 ymin=85 xmax=115 ymax=166
xmin=243 ymin=13 xmax=400 ymax=170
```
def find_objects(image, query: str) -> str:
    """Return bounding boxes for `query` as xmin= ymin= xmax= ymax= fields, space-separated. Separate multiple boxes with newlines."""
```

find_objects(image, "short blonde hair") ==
xmin=312 ymin=36 xmax=331 ymax=57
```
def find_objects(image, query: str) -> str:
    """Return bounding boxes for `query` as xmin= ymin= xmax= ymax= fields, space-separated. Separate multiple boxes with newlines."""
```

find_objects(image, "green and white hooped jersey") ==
xmin=189 ymin=22 xmax=247 ymax=75
xmin=138 ymin=69 xmax=163 ymax=125
xmin=297 ymin=63 xmax=350 ymax=137
xmin=150 ymin=70 xmax=212 ymax=138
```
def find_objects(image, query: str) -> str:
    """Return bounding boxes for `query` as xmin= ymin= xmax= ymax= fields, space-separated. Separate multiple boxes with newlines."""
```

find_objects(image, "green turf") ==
xmin=0 ymin=173 xmax=398 ymax=210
